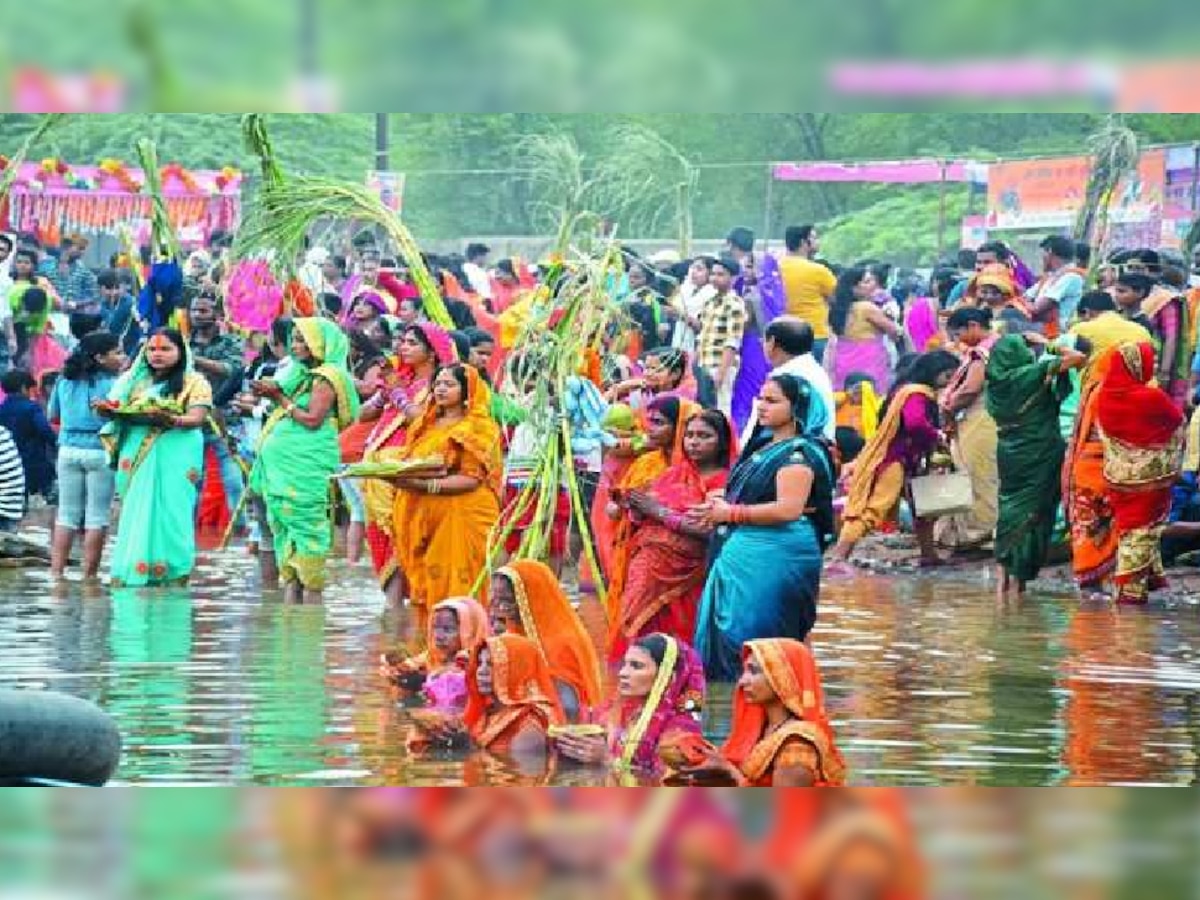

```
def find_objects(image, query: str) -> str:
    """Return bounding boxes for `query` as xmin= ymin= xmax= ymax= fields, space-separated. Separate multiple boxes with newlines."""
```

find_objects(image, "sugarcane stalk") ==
xmin=234 ymin=177 xmax=453 ymax=329
xmin=560 ymin=414 xmax=608 ymax=611
xmin=134 ymin=138 xmax=180 ymax=262
xmin=0 ymin=114 xmax=65 ymax=205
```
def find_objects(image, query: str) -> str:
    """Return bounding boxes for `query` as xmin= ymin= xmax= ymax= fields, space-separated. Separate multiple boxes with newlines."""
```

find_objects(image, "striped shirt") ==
xmin=0 ymin=426 xmax=25 ymax=522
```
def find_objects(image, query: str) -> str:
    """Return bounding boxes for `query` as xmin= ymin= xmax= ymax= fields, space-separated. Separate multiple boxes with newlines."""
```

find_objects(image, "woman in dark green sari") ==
xmin=985 ymin=335 xmax=1084 ymax=597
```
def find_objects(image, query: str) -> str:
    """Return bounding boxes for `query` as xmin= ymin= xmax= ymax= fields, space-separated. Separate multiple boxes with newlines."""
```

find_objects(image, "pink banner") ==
xmin=773 ymin=160 xmax=982 ymax=184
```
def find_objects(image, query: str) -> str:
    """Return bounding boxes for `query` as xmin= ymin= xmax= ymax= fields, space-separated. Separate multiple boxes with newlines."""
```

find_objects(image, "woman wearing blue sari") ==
xmin=101 ymin=329 xmax=211 ymax=587
xmin=693 ymin=373 xmax=837 ymax=681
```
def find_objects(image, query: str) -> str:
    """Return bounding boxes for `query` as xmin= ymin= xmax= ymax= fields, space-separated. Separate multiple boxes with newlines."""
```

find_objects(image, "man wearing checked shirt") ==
xmin=697 ymin=256 xmax=748 ymax=418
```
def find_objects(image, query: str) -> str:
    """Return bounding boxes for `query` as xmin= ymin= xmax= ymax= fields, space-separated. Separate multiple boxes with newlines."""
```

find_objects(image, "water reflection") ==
xmin=1 ymin=555 xmax=1198 ymax=785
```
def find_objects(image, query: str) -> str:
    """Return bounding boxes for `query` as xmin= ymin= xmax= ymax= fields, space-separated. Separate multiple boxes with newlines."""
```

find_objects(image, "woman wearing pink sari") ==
xmin=903 ymin=293 xmax=942 ymax=353
xmin=554 ymin=633 xmax=706 ymax=781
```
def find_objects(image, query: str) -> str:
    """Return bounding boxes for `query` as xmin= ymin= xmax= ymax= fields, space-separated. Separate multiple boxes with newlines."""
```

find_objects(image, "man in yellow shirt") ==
xmin=778 ymin=224 xmax=837 ymax=362
xmin=1069 ymin=290 xmax=1152 ymax=378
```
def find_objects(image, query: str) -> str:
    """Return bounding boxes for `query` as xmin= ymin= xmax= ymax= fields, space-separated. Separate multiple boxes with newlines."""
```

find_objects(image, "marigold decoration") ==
xmin=283 ymin=279 xmax=315 ymax=317
xmin=98 ymin=158 xmax=142 ymax=193
xmin=161 ymin=162 xmax=202 ymax=194
xmin=214 ymin=166 xmax=241 ymax=192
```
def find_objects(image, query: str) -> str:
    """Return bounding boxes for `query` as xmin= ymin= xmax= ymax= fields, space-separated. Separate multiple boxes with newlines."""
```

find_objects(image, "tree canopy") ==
xmin=3 ymin=112 xmax=1198 ymax=264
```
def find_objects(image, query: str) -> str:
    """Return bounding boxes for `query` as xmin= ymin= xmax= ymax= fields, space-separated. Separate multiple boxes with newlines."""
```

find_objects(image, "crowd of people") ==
xmin=3 ymin=217 xmax=1200 ymax=786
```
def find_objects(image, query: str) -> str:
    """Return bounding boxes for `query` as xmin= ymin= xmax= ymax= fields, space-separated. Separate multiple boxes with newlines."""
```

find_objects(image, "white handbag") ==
xmin=909 ymin=472 xmax=975 ymax=519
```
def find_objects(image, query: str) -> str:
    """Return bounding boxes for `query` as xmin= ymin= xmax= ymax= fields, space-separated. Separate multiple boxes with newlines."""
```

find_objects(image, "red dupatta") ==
xmin=1097 ymin=342 xmax=1184 ymax=449
xmin=647 ymin=410 xmax=738 ymax=512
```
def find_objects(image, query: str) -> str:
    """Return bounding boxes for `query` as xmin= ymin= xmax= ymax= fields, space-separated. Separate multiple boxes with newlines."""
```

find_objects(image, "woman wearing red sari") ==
xmin=1097 ymin=342 xmax=1185 ymax=604
xmin=608 ymin=409 xmax=737 ymax=663
xmin=604 ymin=395 xmax=700 ymax=620
xmin=360 ymin=323 xmax=457 ymax=603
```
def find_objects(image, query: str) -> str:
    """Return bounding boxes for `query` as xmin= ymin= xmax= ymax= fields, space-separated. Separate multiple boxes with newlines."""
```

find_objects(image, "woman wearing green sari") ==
xmin=102 ymin=329 xmax=212 ymax=587
xmin=985 ymin=334 xmax=1084 ymax=597
xmin=250 ymin=318 xmax=359 ymax=602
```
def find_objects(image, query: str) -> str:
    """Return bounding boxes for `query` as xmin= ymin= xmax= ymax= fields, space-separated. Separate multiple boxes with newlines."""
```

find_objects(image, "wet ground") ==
xmin=2 ymin=529 xmax=1199 ymax=786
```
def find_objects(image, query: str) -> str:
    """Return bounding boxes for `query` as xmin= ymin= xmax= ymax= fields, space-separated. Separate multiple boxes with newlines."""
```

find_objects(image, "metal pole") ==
xmin=300 ymin=0 xmax=317 ymax=78
xmin=761 ymin=164 xmax=774 ymax=251
xmin=936 ymin=160 xmax=948 ymax=261
xmin=1191 ymin=144 xmax=1200 ymax=215
xmin=375 ymin=114 xmax=390 ymax=172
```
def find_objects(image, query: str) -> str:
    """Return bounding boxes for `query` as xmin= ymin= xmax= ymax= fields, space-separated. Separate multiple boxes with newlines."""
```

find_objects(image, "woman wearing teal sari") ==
xmin=693 ymin=374 xmax=837 ymax=681
xmin=985 ymin=334 xmax=1084 ymax=596
xmin=103 ymin=329 xmax=212 ymax=587
xmin=250 ymin=318 xmax=359 ymax=602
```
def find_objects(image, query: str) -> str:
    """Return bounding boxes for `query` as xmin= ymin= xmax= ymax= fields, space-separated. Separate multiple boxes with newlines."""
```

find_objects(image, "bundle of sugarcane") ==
xmin=242 ymin=113 xmax=284 ymax=189
xmin=233 ymin=175 xmax=454 ymax=330
xmin=0 ymin=114 xmax=65 ymax=205
xmin=132 ymin=138 xmax=187 ymax=335
xmin=1074 ymin=116 xmax=1139 ymax=279
xmin=481 ymin=246 xmax=628 ymax=611
xmin=134 ymin=138 xmax=181 ymax=262
xmin=239 ymin=114 xmax=315 ymax=318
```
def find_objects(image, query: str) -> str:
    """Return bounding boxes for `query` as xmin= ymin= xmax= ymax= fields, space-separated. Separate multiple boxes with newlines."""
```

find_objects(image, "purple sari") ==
xmin=731 ymin=253 xmax=786 ymax=431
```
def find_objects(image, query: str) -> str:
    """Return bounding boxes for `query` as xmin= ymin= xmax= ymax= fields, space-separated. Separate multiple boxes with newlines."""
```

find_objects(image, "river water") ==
xmin=3 ymin=539 xmax=1199 ymax=786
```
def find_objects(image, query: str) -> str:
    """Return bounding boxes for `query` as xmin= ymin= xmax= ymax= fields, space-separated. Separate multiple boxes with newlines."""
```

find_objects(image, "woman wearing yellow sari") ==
xmin=391 ymin=363 xmax=502 ymax=628
xmin=250 ymin=318 xmax=359 ymax=602
xmin=361 ymin=323 xmax=458 ymax=604
xmin=829 ymin=351 xmax=959 ymax=566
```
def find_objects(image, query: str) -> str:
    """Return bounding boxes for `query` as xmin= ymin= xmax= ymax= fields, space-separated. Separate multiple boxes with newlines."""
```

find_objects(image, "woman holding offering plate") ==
xmin=391 ymin=363 xmax=503 ymax=629
xmin=250 ymin=318 xmax=359 ymax=603
xmin=100 ymin=329 xmax=211 ymax=587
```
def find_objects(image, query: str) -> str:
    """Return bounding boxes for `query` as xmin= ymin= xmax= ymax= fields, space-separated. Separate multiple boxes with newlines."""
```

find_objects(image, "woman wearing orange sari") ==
xmin=361 ymin=323 xmax=457 ymax=603
xmin=609 ymin=409 xmax=736 ymax=663
xmin=1064 ymin=347 xmax=1121 ymax=594
xmin=464 ymin=633 xmax=565 ymax=756
xmin=605 ymin=395 xmax=699 ymax=619
xmin=490 ymin=560 xmax=604 ymax=720
xmin=683 ymin=638 xmax=845 ymax=787
xmin=392 ymin=364 xmax=503 ymax=627
xmin=1097 ymin=342 xmax=1185 ymax=604
xmin=382 ymin=596 xmax=489 ymax=707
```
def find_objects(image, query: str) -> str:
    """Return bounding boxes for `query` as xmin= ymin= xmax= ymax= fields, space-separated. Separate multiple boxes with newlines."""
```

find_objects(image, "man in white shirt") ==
xmin=741 ymin=316 xmax=836 ymax=445
xmin=462 ymin=242 xmax=493 ymax=301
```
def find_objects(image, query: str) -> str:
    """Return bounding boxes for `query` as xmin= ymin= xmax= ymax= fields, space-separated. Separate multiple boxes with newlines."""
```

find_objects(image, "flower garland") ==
xmin=99 ymin=158 xmax=142 ymax=192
